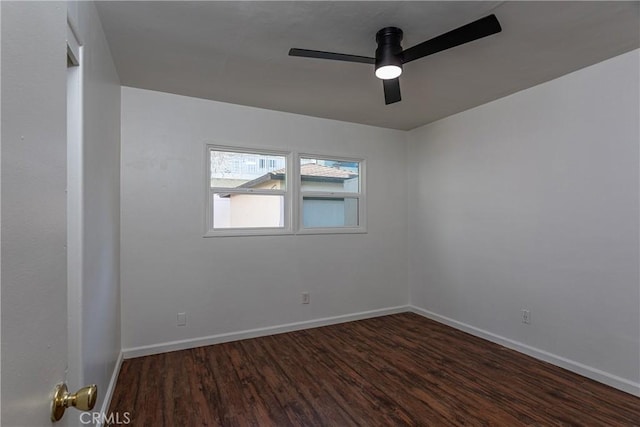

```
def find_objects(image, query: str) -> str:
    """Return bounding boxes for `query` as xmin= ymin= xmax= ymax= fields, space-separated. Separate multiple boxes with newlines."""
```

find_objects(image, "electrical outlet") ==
xmin=177 ymin=312 xmax=187 ymax=326
xmin=301 ymin=292 xmax=310 ymax=304
xmin=521 ymin=309 xmax=531 ymax=324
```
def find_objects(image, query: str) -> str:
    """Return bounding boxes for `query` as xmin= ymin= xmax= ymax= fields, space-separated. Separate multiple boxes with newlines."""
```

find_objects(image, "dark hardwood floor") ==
xmin=108 ymin=313 xmax=640 ymax=426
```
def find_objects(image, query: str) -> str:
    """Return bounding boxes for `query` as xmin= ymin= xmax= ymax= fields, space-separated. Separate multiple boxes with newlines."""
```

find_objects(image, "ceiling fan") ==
xmin=289 ymin=14 xmax=501 ymax=105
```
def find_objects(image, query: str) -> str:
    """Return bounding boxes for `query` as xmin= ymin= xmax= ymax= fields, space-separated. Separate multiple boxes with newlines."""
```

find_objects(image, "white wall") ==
xmin=120 ymin=87 xmax=408 ymax=353
xmin=67 ymin=1 xmax=122 ymax=414
xmin=408 ymin=49 xmax=639 ymax=394
xmin=1 ymin=2 xmax=69 ymax=425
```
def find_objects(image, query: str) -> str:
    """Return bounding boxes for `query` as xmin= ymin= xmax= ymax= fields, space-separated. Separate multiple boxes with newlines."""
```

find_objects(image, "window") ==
xmin=259 ymin=158 xmax=278 ymax=169
xmin=206 ymin=146 xmax=291 ymax=236
xmin=299 ymin=156 xmax=365 ymax=233
xmin=205 ymin=146 xmax=365 ymax=236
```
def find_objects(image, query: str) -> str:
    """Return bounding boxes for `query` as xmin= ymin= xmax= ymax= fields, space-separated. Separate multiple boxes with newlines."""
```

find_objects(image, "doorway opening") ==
xmin=67 ymin=18 xmax=83 ymax=391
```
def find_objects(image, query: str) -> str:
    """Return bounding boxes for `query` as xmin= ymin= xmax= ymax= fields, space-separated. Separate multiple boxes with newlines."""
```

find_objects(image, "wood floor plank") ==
xmin=108 ymin=313 xmax=640 ymax=426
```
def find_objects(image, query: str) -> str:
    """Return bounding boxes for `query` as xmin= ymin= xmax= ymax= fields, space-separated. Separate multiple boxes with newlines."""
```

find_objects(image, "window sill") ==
xmin=204 ymin=228 xmax=293 ymax=238
xmin=203 ymin=227 xmax=367 ymax=237
xmin=296 ymin=227 xmax=367 ymax=236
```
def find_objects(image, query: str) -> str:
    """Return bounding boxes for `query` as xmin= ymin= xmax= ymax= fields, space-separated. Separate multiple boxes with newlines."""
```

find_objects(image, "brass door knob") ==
xmin=51 ymin=383 xmax=98 ymax=422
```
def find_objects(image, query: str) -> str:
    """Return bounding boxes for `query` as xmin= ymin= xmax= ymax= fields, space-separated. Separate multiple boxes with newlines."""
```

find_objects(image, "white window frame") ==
xmin=296 ymin=153 xmax=366 ymax=235
xmin=204 ymin=146 xmax=366 ymax=237
xmin=204 ymin=144 xmax=293 ymax=237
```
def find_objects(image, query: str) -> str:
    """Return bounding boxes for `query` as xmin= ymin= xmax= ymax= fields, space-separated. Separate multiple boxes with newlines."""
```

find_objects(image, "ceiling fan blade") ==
xmin=402 ymin=14 xmax=501 ymax=64
xmin=289 ymin=48 xmax=375 ymax=64
xmin=383 ymin=78 xmax=401 ymax=105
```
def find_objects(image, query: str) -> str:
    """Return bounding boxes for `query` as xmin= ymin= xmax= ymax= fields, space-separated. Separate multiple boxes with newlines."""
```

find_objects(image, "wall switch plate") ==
xmin=177 ymin=312 xmax=187 ymax=326
xmin=301 ymin=292 xmax=310 ymax=304
xmin=521 ymin=309 xmax=531 ymax=324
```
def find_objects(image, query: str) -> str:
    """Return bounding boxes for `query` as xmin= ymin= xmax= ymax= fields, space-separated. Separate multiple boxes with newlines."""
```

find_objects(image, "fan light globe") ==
xmin=375 ymin=65 xmax=402 ymax=80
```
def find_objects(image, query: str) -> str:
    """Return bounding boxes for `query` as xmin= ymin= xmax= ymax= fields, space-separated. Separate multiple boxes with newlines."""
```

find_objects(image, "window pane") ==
xmin=300 ymin=158 xmax=359 ymax=193
xmin=211 ymin=150 xmax=286 ymax=189
xmin=213 ymin=193 xmax=284 ymax=228
xmin=302 ymin=197 xmax=358 ymax=228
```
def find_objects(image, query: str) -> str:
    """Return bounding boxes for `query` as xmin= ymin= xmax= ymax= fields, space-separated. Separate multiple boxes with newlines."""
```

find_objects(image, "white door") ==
xmin=1 ymin=2 xmax=70 ymax=425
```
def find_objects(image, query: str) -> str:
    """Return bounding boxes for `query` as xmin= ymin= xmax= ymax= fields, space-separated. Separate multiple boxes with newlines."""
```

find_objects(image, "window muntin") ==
xmin=207 ymin=146 xmax=291 ymax=235
xmin=299 ymin=156 xmax=365 ymax=232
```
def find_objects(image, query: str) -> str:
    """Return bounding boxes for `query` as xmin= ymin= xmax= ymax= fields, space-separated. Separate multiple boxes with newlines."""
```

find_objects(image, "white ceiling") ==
xmin=95 ymin=1 xmax=639 ymax=130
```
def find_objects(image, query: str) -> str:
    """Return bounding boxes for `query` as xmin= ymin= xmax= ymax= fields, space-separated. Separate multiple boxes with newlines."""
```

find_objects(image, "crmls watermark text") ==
xmin=80 ymin=411 xmax=131 ymax=425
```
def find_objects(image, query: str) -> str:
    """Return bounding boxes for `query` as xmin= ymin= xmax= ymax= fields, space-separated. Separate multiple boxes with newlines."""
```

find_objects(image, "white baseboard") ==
xmin=409 ymin=305 xmax=640 ymax=397
xmin=120 ymin=304 xmax=639 ymax=397
xmin=123 ymin=305 xmax=409 ymax=359
xmin=98 ymin=350 xmax=124 ymax=427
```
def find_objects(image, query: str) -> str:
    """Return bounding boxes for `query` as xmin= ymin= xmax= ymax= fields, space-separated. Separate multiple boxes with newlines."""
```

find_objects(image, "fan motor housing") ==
xmin=375 ymin=27 xmax=404 ymax=70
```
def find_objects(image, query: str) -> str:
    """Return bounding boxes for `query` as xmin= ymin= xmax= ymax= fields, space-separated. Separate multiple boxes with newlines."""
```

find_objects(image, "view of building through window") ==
xmin=299 ymin=158 xmax=360 ymax=228
xmin=208 ymin=148 xmax=364 ymax=234
xmin=210 ymin=150 xmax=287 ymax=229
xmin=210 ymin=150 xmax=286 ymax=188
